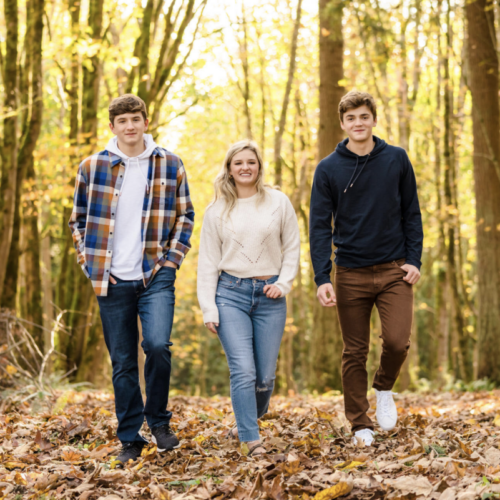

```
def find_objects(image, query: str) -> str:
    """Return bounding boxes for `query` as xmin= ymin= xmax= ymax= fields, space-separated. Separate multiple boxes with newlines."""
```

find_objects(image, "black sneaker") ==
xmin=116 ymin=441 xmax=145 ymax=465
xmin=151 ymin=424 xmax=180 ymax=452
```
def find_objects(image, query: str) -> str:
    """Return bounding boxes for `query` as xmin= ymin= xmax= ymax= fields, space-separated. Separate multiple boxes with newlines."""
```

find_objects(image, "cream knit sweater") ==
xmin=197 ymin=188 xmax=300 ymax=324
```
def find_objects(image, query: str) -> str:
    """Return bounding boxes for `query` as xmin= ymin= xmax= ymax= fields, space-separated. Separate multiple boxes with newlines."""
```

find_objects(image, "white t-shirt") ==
xmin=105 ymin=134 xmax=157 ymax=280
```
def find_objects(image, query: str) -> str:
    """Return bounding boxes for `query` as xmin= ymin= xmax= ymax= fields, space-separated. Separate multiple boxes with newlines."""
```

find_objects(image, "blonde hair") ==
xmin=214 ymin=140 xmax=268 ymax=215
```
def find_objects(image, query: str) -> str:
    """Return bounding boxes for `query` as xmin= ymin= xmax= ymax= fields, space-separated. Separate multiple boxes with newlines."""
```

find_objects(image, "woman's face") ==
xmin=229 ymin=149 xmax=260 ymax=189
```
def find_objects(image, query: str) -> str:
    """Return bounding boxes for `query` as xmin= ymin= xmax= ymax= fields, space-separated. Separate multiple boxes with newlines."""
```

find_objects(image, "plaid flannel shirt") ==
xmin=69 ymin=147 xmax=194 ymax=296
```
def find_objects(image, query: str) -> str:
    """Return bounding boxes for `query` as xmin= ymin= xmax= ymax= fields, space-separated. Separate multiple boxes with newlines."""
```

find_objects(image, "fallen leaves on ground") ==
xmin=3 ymin=391 xmax=500 ymax=498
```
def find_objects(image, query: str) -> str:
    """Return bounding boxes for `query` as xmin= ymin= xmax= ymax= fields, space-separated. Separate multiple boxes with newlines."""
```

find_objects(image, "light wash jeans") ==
xmin=215 ymin=272 xmax=287 ymax=442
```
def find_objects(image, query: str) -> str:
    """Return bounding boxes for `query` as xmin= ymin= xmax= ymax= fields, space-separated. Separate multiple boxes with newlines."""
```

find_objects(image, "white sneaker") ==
xmin=375 ymin=389 xmax=398 ymax=431
xmin=352 ymin=428 xmax=375 ymax=446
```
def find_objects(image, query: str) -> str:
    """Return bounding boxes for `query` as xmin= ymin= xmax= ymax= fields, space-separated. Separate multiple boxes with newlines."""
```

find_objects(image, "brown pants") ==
xmin=335 ymin=259 xmax=413 ymax=432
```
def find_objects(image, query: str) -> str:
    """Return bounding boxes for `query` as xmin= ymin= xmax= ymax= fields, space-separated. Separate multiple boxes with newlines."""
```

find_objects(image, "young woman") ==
xmin=197 ymin=140 xmax=300 ymax=456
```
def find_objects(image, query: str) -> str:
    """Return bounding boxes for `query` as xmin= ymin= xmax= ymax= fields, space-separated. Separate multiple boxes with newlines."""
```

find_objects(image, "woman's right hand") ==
xmin=205 ymin=322 xmax=219 ymax=334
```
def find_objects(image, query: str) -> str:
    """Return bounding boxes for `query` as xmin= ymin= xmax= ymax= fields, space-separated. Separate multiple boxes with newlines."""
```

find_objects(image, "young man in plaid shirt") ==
xmin=69 ymin=94 xmax=194 ymax=464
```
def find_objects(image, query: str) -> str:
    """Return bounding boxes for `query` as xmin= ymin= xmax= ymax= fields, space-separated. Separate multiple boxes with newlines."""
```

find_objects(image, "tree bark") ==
xmin=2 ymin=0 xmax=45 ymax=348
xmin=0 ymin=0 xmax=19 ymax=303
xmin=444 ymin=0 xmax=470 ymax=381
xmin=310 ymin=0 xmax=344 ymax=392
xmin=318 ymin=0 xmax=344 ymax=160
xmin=273 ymin=0 xmax=303 ymax=186
xmin=466 ymin=0 xmax=500 ymax=382
xmin=81 ymin=0 xmax=104 ymax=144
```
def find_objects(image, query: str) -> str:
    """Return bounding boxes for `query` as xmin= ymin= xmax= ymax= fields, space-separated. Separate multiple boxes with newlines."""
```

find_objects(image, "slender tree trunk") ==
xmin=3 ymin=0 xmax=44 ymax=318
xmin=444 ymin=0 xmax=470 ymax=381
xmin=239 ymin=5 xmax=253 ymax=140
xmin=0 ymin=0 xmax=19 ymax=303
xmin=57 ymin=0 xmax=80 ymax=312
xmin=274 ymin=0 xmax=303 ymax=186
xmin=310 ymin=0 xmax=344 ymax=392
xmin=433 ymin=8 xmax=449 ymax=383
xmin=318 ymin=0 xmax=344 ymax=158
xmin=137 ymin=0 xmax=154 ymax=104
xmin=81 ymin=0 xmax=104 ymax=144
xmin=466 ymin=0 xmax=500 ymax=382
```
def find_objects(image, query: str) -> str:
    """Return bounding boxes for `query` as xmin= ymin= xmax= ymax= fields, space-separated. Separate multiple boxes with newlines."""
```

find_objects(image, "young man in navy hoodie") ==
xmin=69 ymin=94 xmax=194 ymax=463
xmin=309 ymin=91 xmax=423 ymax=446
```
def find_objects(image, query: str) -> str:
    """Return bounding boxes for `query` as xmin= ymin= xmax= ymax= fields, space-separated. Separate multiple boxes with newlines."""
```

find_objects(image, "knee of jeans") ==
xmin=229 ymin=363 xmax=256 ymax=385
xmin=144 ymin=340 xmax=173 ymax=358
xmin=256 ymin=376 xmax=275 ymax=393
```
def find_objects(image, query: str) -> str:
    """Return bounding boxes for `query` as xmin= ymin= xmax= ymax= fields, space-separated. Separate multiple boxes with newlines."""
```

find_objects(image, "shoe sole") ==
xmin=151 ymin=435 xmax=180 ymax=452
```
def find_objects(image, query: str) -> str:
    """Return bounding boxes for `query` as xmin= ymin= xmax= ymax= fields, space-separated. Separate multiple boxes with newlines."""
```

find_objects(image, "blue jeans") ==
xmin=96 ymin=266 xmax=176 ymax=444
xmin=215 ymin=272 xmax=287 ymax=442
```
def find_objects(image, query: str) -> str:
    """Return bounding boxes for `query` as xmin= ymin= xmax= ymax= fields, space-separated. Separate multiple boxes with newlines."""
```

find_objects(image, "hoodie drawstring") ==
xmin=343 ymin=153 xmax=370 ymax=193
xmin=119 ymin=157 xmax=150 ymax=196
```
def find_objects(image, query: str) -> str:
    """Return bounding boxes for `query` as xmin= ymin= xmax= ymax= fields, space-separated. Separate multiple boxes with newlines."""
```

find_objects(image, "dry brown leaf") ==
xmin=34 ymin=429 xmax=52 ymax=451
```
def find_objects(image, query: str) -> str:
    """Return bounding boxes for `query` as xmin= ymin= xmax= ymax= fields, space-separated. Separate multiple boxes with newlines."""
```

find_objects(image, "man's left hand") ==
xmin=163 ymin=261 xmax=178 ymax=269
xmin=400 ymin=264 xmax=420 ymax=285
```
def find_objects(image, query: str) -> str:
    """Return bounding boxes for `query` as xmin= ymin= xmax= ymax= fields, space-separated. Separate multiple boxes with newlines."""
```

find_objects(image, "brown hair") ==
xmin=109 ymin=94 xmax=148 ymax=124
xmin=338 ymin=90 xmax=377 ymax=122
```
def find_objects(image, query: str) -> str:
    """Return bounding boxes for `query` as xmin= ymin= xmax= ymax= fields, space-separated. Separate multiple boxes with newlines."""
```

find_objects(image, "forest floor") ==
xmin=1 ymin=389 xmax=500 ymax=499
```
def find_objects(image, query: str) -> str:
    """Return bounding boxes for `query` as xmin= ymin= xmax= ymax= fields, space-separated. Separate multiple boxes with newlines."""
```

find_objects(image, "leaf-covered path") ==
xmin=2 ymin=390 xmax=500 ymax=499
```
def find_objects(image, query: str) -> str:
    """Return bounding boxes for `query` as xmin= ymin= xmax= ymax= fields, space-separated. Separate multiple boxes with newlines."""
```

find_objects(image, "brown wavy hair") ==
xmin=338 ymin=90 xmax=377 ymax=122
xmin=109 ymin=94 xmax=147 ymax=124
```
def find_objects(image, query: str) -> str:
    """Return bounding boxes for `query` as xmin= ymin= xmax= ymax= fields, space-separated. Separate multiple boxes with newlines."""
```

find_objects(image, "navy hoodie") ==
xmin=309 ymin=136 xmax=423 ymax=287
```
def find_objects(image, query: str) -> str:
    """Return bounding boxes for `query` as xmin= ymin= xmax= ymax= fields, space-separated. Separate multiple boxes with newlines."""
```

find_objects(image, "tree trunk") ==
xmin=239 ymin=5 xmax=253 ymax=140
xmin=444 ymin=0 xmax=470 ymax=381
xmin=466 ymin=0 xmax=500 ymax=382
xmin=273 ymin=0 xmax=303 ymax=186
xmin=81 ymin=0 xmax=104 ymax=145
xmin=310 ymin=0 xmax=344 ymax=392
xmin=3 ymin=0 xmax=44 ymax=317
xmin=0 ymin=0 xmax=19 ymax=303
xmin=318 ymin=0 xmax=344 ymax=159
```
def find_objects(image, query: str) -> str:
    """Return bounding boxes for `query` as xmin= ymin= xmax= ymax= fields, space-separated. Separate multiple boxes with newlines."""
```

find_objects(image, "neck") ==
xmin=235 ymin=184 xmax=258 ymax=199
xmin=346 ymin=135 xmax=375 ymax=156
xmin=117 ymin=136 xmax=146 ymax=158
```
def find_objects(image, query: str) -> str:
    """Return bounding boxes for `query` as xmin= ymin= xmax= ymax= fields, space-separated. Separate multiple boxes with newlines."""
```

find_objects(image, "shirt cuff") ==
xmin=314 ymin=275 xmax=332 ymax=287
xmin=203 ymin=309 xmax=220 ymax=325
xmin=166 ymin=249 xmax=185 ymax=267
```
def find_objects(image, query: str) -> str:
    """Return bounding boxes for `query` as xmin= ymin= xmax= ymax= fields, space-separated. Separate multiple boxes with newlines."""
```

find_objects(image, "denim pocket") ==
xmin=218 ymin=277 xmax=237 ymax=289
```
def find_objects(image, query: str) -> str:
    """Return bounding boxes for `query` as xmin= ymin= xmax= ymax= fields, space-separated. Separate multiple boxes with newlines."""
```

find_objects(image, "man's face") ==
xmin=340 ymin=105 xmax=377 ymax=142
xmin=109 ymin=112 xmax=149 ymax=146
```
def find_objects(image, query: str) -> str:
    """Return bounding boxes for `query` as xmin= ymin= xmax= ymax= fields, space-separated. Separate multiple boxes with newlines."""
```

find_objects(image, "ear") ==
xmin=340 ymin=120 xmax=346 ymax=131
xmin=373 ymin=119 xmax=377 ymax=128
xmin=109 ymin=122 xmax=116 ymax=134
xmin=144 ymin=118 xmax=149 ymax=131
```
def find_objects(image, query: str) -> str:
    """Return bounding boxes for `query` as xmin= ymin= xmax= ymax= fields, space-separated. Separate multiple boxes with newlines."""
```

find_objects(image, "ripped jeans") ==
xmin=216 ymin=272 xmax=287 ymax=442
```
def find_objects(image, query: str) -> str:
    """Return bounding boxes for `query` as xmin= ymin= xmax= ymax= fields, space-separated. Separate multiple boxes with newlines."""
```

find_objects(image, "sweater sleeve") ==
xmin=400 ymin=152 xmax=423 ymax=269
xmin=197 ymin=207 xmax=222 ymax=324
xmin=309 ymin=162 xmax=335 ymax=287
xmin=275 ymin=196 xmax=300 ymax=296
